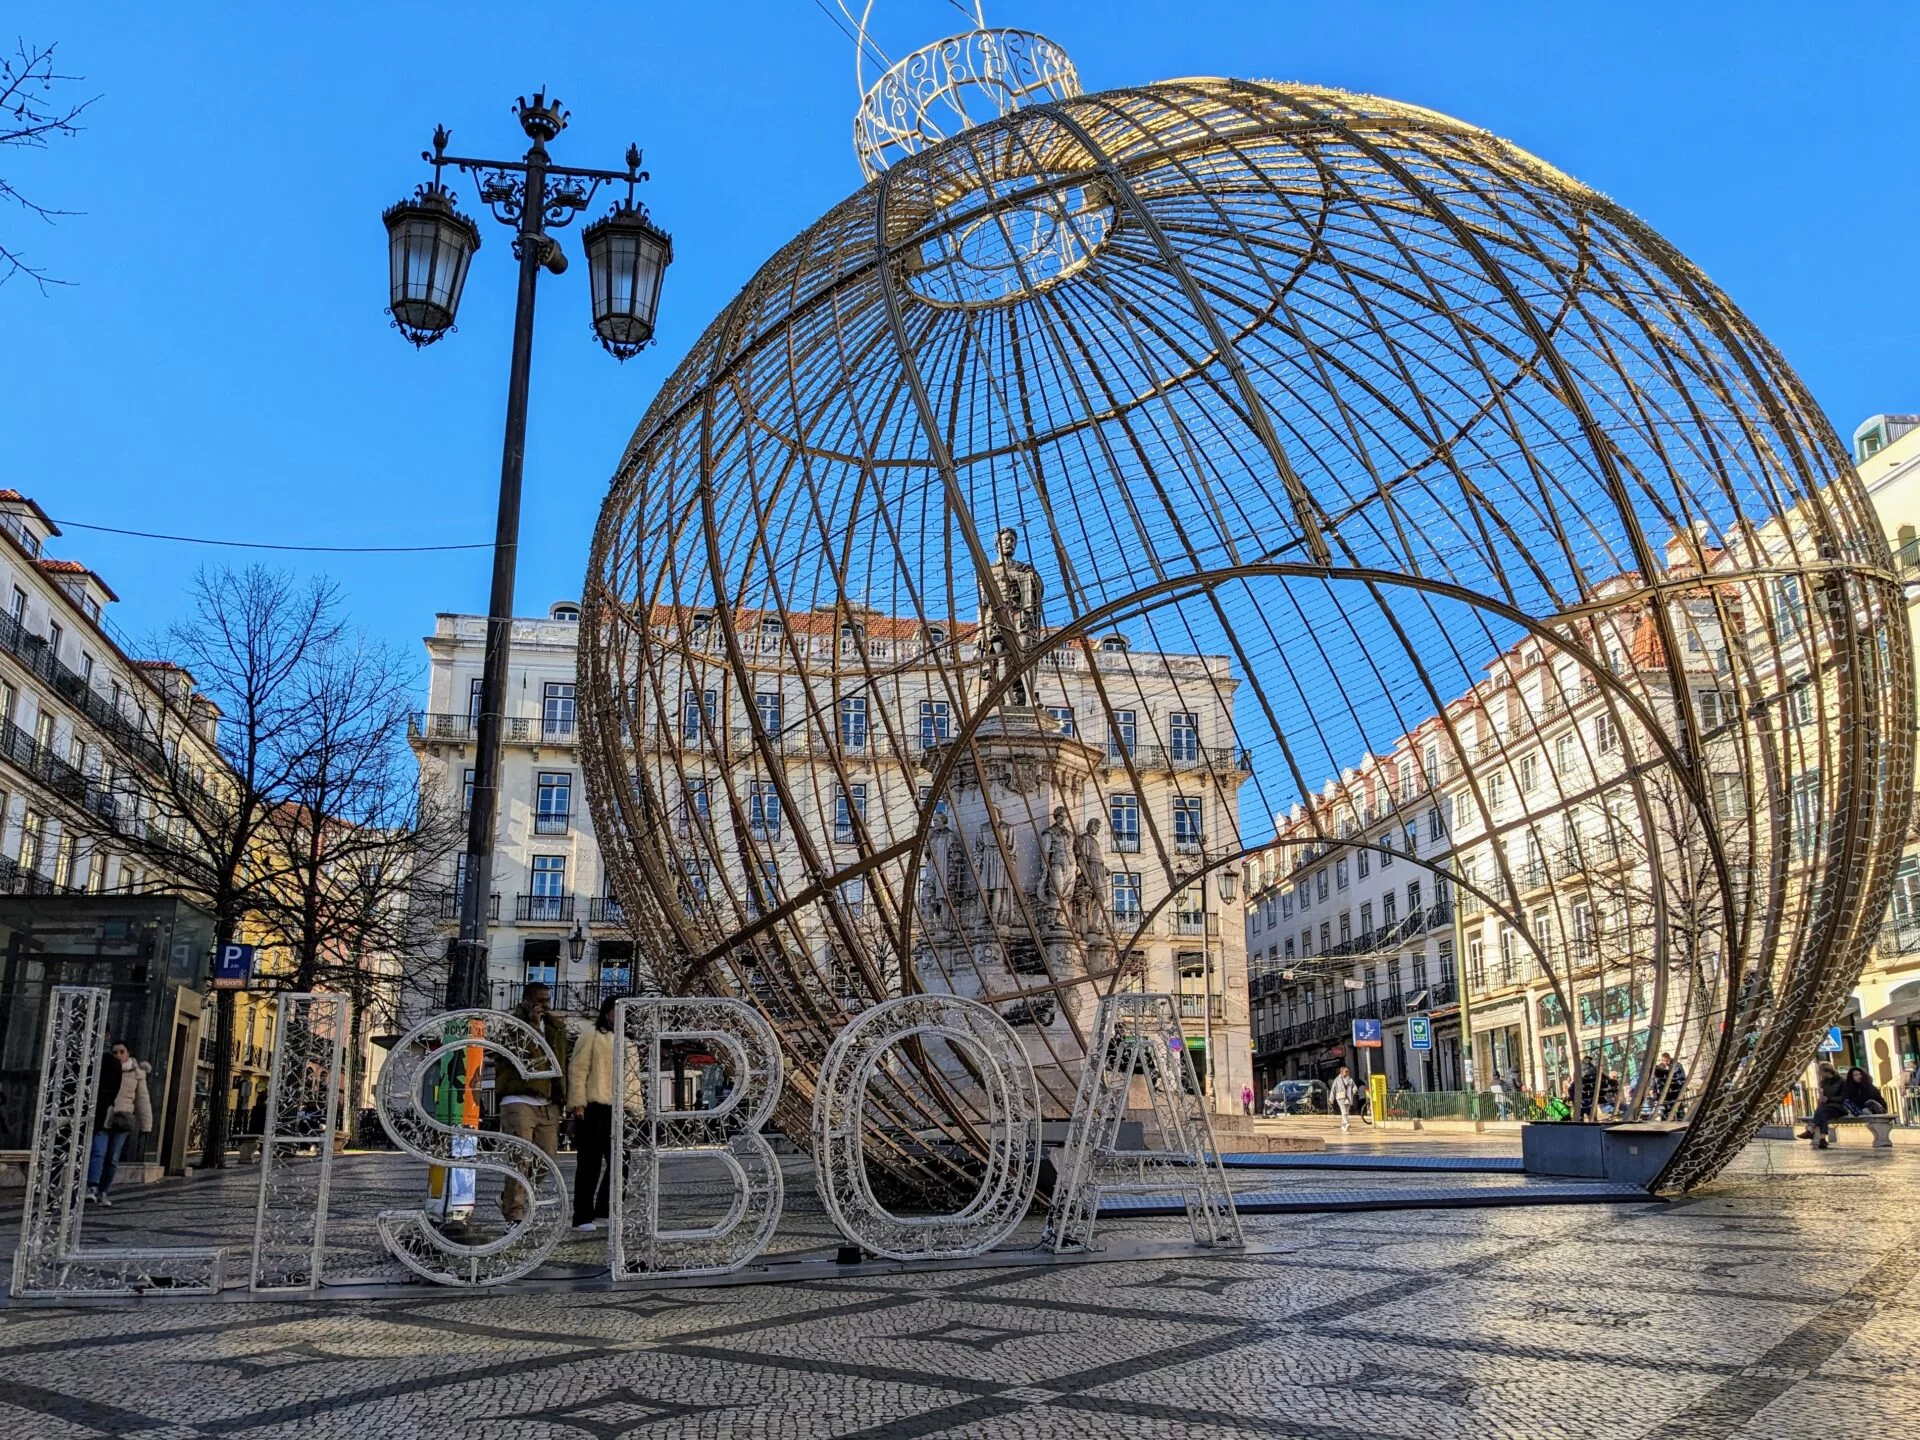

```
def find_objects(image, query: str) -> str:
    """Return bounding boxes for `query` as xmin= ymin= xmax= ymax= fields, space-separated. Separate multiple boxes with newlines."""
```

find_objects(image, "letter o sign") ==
xmin=813 ymin=994 xmax=1041 ymax=1261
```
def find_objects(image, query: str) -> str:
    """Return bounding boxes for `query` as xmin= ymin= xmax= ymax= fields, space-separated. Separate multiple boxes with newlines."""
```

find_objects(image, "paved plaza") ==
xmin=0 ymin=1136 xmax=1915 ymax=1437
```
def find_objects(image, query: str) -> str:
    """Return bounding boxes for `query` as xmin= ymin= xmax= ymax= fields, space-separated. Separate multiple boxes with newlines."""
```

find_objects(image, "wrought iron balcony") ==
xmin=516 ymin=893 xmax=575 ymax=924
xmin=435 ymin=889 xmax=500 ymax=921
xmin=533 ymin=811 xmax=570 ymax=835
xmin=589 ymin=895 xmax=627 ymax=925
xmin=492 ymin=978 xmax=650 ymax=1014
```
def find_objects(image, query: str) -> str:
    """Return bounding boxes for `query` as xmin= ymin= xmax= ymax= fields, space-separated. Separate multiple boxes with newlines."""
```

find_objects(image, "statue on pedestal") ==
xmin=974 ymin=821 xmax=1015 ymax=928
xmin=920 ymin=810 xmax=957 ymax=928
xmin=1038 ymin=806 xmax=1075 ymax=930
xmin=1073 ymin=818 xmax=1108 ymax=935
xmin=978 ymin=527 xmax=1045 ymax=707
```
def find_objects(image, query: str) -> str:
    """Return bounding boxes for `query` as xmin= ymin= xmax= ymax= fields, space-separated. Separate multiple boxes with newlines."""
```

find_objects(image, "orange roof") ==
xmin=0 ymin=490 xmax=59 ymax=536
xmin=646 ymin=602 xmax=979 ymax=644
xmin=34 ymin=558 xmax=121 ymax=603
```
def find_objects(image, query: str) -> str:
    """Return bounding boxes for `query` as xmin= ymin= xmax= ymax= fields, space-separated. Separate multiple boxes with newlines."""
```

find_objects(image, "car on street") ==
xmin=1265 ymin=1079 xmax=1326 ymax=1115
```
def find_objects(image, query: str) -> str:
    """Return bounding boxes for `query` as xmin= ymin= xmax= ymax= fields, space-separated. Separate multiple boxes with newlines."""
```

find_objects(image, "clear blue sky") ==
xmin=6 ymin=2 xmax=1917 ymax=686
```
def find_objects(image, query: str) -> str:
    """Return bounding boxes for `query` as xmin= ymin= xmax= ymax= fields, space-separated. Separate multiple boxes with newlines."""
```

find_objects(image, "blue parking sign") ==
xmin=1352 ymin=1018 xmax=1383 ymax=1048
xmin=212 ymin=942 xmax=255 ymax=990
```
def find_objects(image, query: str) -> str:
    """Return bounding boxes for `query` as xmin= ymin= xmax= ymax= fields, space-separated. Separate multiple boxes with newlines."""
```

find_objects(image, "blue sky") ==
xmin=5 ymin=1 xmax=1917 ymax=686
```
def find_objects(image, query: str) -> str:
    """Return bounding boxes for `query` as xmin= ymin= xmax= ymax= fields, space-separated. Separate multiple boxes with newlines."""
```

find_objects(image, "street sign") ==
xmin=1819 ymin=1025 xmax=1845 ymax=1053
xmin=1407 ymin=1014 xmax=1433 ymax=1051
xmin=1352 ymin=1018 xmax=1383 ymax=1049
xmin=212 ymin=942 xmax=256 ymax=990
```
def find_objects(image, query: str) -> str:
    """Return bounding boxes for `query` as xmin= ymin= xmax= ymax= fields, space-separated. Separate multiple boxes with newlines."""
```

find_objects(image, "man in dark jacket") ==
xmin=497 ymin=983 xmax=570 ymax=1224
xmin=1808 ymin=1061 xmax=1846 ymax=1149
xmin=1649 ymin=1053 xmax=1687 ymax=1119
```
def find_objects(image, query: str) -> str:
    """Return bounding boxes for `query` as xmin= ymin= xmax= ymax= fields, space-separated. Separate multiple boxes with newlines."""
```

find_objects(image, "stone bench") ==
xmin=1827 ymin=1113 xmax=1896 ymax=1148
xmin=0 ymin=1148 xmax=29 ymax=1188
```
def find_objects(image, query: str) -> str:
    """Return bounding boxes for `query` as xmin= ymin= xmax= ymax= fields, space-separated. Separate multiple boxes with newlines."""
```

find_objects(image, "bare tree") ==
xmin=88 ymin=566 xmax=343 ymax=1167
xmin=1 ymin=40 xmax=96 ymax=290
xmin=253 ymin=634 xmax=463 ymax=1114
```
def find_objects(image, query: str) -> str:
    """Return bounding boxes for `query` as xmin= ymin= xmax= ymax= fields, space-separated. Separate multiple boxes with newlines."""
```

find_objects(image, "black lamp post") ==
xmin=387 ymin=92 xmax=673 ymax=1010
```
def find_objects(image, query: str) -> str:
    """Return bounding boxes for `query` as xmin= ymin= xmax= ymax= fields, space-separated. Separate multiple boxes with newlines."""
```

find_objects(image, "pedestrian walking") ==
xmin=566 ymin=995 xmax=617 ymax=1233
xmin=1240 ymin=1082 xmax=1253 ymax=1117
xmin=498 ymin=983 xmax=570 ymax=1224
xmin=87 ymin=1040 xmax=152 ymax=1205
xmin=1489 ymin=1070 xmax=1511 ymax=1121
xmin=1571 ymin=1056 xmax=1600 ymax=1121
xmin=1329 ymin=1066 xmax=1359 ymax=1133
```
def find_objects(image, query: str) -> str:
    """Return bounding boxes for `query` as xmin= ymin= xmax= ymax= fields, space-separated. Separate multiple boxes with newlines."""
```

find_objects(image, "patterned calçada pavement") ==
xmin=0 ymin=1136 xmax=1914 ymax=1438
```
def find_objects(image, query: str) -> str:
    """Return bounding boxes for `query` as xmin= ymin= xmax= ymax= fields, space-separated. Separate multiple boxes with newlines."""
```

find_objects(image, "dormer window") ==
xmin=839 ymin=622 xmax=863 ymax=655
xmin=1100 ymin=633 xmax=1129 ymax=653
xmin=758 ymin=615 xmax=783 ymax=650
xmin=923 ymin=625 xmax=946 ymax=649
xmin=550 ymin=602 xmax=580 ymax=623
xmin=689 ymin=612 xmax=714 ymax=647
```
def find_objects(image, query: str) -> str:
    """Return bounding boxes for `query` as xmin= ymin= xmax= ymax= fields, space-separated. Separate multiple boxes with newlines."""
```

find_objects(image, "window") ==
xmin=542 ymin=681 xmax=576 ymax=738
xmin=1335 ymin=856 xmax=1349 ymax=890
xmin=535 ymin=772 xmax=571 ymax=833
xmin=834 ymin=783 xmax=867 ymax=844
xmin=1356 ymin=847 xmax=1370 ymax=879
xmin=1556 ymin=733 xmax=1575 ymax=773
xmin=462 ymin=767 xmax=475 ymax=813
xmin=838 ymin=622 xmax=862 ymax=656
xmin=1380 ymin=832 xmax=1394 ymax=868
xmin=1594 ymin=714 xmax=1619 ymax=754
xmin=1108 ymin=709 xmax=1135 ymax=763
xmin=597 ymin=940 xmax=634 ymax=988
xmin=531 ymin=855 xmax=567 ymax=899
xmin=1296 ymin=879 xmax=1309 ymax=912
xmin=679 ymin=778 xmax=710 ymax=835
xmin=1359 ymin=901 xmax=1374 ymax=934
xmin=1316 ymin=869 xmax=1329 ymax=902
xmin=18 ymin=810 xmax=42 ymax=873
xmin=80 ymin=653 xmax=93 ymax=686
xmin=1519 ymin=753 xmax=1539 ymax=793
xmin=1791 ymin=770 xmax=1821 ymax=859
xmin=1042 ymin=704 xmax=1076 ymax=736
xmin=1408 ymin=880 xmax=1423 ymax=916
xmin=1427 ymin=806 xmax=1443 ymax=842
xmin=1281 ymin=891 xmax=1293 ymax=920
xmin=1382 ymin=892 xmax=1397 ymax=926
xmin=839 ymin=695 xmax=869 ymax=751
xmin=523 ymin=939 xmax=560 ymax=987
xmin=1112 ymin=872 xmax=1142 ymax=919
xmin=551 ymin=604 xmax=580 ymax=622
xmin=758 ymin=616 xmax=784 ymax=652
xmin=748 ymin=857 xmax=781 ymax=918
xmin=839 ymin=876 xmax=867 ymax=917
xmin=749 ymin=780 xmax=782 ymax=839
xmin=467 ymin=676 xmax=484 ymax=727
xmin=1893 ymin=857 xmax=1920 ymax=922
xmin=46 ymin=621 xmax=62 ymax=661
xmin=52 ymin=832 xmax=74 ymax=889
xmin=1467 ymin=934 xmax=1486 ymax=990
xmin=1498 ymin=927 xmax=1519 ymax=985
xmin=681 ymin=688 xmax=716 ymax=742
xmin=919 ymin=699 xmax=951 ymax=751
xmin=1174 ymin=885 xmax=1205 ymax=930
xmin=1338 ymin=911 xmax=1351 ymax=944
xmin=1773 ymin=575 xmax=1806 ymax=630
xmin=1172 ymin=796 xmax=1203 ymax=851
xmin=1711 ymin=773 xmax=1743 ymax=823
xmin=1301 ymin=927 xmax=1313 ymax=957
xmin=689 ymin=613 xmax=714 ymax=649
xmin=1109 ymin=794 xmax=1140 ymax=852
xmin=755 ymin=690 xmax=783 ymax=737
xmin=1697 ymin=689 xmax=1728 ymax=731
xmin=8 ymin=587 xmax=22 ymax=624
xmin=1168 ymin=711 xmax=1199 ymax=763
xmin=1423 ymin=742 xmax=1440 ymax=786
xmin=1486 ymin=771 xmax=1505 ymax=810
xmin=1788 ymin=674 xmax=1814 ymax=728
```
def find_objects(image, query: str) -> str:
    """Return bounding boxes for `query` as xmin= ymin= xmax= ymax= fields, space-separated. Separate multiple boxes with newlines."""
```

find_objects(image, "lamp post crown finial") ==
xmin=514 ymin=90 xmax=569 ymax=143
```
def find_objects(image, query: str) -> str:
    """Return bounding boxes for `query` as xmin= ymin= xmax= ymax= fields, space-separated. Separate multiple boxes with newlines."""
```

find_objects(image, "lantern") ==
xmin=582 ymin=203 xmax=673 ymax=360
xmin=382 ymin=186 xmax=481 ymax=346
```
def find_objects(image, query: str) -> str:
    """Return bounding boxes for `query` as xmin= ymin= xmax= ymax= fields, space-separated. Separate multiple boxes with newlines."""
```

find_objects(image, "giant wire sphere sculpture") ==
xmin=583 ymin=25 xmax=1910 ymax=1200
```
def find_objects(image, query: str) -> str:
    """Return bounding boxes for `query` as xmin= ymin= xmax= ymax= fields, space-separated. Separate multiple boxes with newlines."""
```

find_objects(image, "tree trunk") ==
xmin=201 ymin=985 xmax=235 ymax=1169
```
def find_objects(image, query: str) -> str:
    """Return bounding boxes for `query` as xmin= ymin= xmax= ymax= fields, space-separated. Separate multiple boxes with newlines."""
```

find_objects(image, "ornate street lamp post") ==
xmin=386 ymin=92 xmax=673 ymax=1009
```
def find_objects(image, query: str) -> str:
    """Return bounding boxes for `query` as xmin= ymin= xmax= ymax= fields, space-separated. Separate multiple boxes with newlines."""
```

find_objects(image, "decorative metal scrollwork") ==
xmin=1048 ymin=994 xmax=1242 ymax=1254
xmin=373 ymin=1009 xmax=567 ymax=1287
xmin=250 ymin=992 xmax=347 ymax=1292
xmin=814 ymin=995 xmax=1041 ymax=1260
xmin=11 ymin=986 xmax=225 ymax=1298
xmin=611 ymin=997 xmax=785 ymax=1279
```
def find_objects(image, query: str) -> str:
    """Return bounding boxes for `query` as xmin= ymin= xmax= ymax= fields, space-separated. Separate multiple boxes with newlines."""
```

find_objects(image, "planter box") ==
xmin=1522 ymin=1121 xmax=1686 ymax=1188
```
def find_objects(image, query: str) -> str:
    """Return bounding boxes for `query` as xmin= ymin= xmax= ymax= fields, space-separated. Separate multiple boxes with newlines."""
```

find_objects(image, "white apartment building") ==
xmin=407 ymin=603 xmax=640 ymax=1019
xmin=419 ymin=595 xmax=1255 ymax=1111
xmin=1244 ymin=727 xmax=1462 ymax=1095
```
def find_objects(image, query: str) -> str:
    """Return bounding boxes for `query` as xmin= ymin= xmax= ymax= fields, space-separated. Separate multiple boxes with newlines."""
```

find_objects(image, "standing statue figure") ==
xmin=921 ymin=810 xmax=956 ymax=925
xmin=1038 ymin=806 xmax=1075 ymax=929
xmin=974 ymin=823 xmax=1012 ymax=928
xmin=1073 ymin=817 xmax=1109 ymax=933
xmin=977 ymin=526 xmax=1046 ymax=706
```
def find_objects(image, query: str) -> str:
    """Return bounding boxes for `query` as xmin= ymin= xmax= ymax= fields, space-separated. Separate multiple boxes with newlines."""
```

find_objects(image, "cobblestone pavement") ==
xmin=1 ymin=1137 xmax=1914 ymax=1437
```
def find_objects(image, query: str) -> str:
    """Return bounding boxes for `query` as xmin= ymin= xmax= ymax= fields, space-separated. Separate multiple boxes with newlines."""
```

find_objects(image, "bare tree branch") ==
xmin=0 ymin=38 xmax=98 ymax=291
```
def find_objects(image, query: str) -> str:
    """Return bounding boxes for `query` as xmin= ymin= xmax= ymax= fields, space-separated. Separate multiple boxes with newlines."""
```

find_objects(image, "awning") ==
xmin=1858 ymin=979 xmax=1920 ymax=1029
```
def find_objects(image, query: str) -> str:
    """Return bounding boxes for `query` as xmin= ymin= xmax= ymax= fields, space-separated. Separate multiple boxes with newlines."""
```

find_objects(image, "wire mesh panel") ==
xmin=374 ymin=1009 xmax=567 ymax=1287
xmin=1048 ymin=993 xmax=1241 ymax=1253
xmin=611 ymin=997 xmax=785 ymax=1279
xmin=583 ymin=63 xmax=1910 ymax=1199
xmin=250 ymin=992 xmax=347 ymax=1292
xmin=11 ymin=986 xmax=225 ymax=1298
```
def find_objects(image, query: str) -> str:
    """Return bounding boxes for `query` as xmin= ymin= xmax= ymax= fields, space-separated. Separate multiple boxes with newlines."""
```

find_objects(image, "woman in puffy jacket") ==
xmin=88 ymin=1040 xmax=152 ymax=1204
xmin=566 ymin=996 xmax=617 ymax=1232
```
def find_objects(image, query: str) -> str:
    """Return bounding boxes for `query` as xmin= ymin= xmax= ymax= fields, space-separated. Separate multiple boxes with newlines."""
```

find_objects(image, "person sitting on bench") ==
xmin=1807 ymin=1062 xmax=1845 ymax=1149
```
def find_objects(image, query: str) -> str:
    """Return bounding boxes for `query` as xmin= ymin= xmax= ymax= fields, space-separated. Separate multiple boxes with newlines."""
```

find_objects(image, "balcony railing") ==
xmin=1177 ymin=993 xmax=1225 ymax=1020
xmin=410 ymin=712 xmax=581 ymax=747
xmin=516 ymin=893 xmax=575 ymax=924
xmin=435 ymin=890 xmax=501 ymax=921
xmin=492 ymin=978 xmax=653 ymax=1014
xmin=533 ymin=812 xmax=570 ymax=835
xmin=589 ymin=895 xmax=627 ymax=926
xmin=1108 ymin=744 xmax=1253 ymax=776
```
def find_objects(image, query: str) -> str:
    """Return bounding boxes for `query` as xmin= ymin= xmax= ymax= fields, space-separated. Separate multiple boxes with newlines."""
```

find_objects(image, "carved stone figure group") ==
xmin=917 ymin=806 xmax=1109 ymax=945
